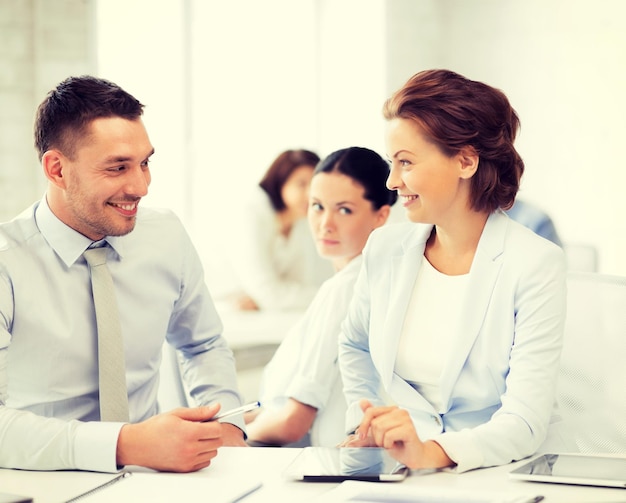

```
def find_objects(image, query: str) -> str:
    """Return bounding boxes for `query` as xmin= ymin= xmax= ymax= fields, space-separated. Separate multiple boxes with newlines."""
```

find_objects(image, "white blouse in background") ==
xmin=394 ymin=257 xmax=470 ymax=412
xmin=259 ymin=256 xmax=363 ymax=446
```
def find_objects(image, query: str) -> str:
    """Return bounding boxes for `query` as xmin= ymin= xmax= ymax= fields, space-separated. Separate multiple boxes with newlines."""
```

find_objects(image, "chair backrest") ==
xmin=557 ymin=271 xmax=626 ymax=453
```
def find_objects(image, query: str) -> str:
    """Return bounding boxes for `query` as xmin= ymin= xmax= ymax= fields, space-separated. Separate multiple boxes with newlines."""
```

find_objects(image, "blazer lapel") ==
xmin=378 ymin=225 xmax=431 ymax=389
xmin=439 ymin=211 xmax=508 ymax=410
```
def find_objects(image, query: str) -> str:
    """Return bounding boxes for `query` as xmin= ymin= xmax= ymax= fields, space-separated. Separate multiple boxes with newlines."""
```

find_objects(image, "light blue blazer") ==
xmin=338 ymin=210 xmax=568 ymax=472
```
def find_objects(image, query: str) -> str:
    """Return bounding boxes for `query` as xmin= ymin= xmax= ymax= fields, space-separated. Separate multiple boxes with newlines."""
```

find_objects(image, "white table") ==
xmin=158 ymin=304 xmax=303 ymax=408
xmin=1 ymin=448 xmax=625 ymax=503
xmin=215 ymin=301 xmax=303 ymax=350
xmin=214 ymin=303 xmax=304 ymax=402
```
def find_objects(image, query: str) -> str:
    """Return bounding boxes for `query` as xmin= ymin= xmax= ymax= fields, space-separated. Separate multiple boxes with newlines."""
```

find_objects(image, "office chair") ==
xmin=556 ymin=271 xmax=626 ymax=453
xmin=562 ymin=242 xmax=599 ymax=273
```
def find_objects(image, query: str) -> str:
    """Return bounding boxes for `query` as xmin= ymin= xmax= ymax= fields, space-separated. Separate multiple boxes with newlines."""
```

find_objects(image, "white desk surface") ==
xmin=215 ymin=301 xmax=303 ymax=349
xmin=1 ymin=448 xmax=625 ymax=503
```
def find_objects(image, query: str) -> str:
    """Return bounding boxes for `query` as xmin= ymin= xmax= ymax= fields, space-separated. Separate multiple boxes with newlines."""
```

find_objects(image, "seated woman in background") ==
xmin=339 ymin=69 xmax=570 ymax=472
xmin=229 ymin=149 xmax=333 ymax=311
xmin=246 ymin=147 xmax=397 ymax=447
xmin=505 ymin=198 xmax=562 ymax=247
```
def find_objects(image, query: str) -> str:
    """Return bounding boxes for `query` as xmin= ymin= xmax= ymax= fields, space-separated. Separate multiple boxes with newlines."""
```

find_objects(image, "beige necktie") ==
xmin=84 ymin=246 xmax=130 ymax=423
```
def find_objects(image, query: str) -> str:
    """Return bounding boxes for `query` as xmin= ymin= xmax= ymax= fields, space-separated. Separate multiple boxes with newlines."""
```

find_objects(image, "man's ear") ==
xmin=42 ymin=150 xmax=67 ymax=189
xmin=457 ymin=146 xmax=479 ymax=179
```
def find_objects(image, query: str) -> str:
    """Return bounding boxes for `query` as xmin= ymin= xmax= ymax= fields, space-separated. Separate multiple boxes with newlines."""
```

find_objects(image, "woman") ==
xmin=339 ymin=70 xmax=568 ymax=472
xmin=229 ymin=149 xmax=332 ymax=311
xmin=246 ymin=147 xmax=397 ymax=446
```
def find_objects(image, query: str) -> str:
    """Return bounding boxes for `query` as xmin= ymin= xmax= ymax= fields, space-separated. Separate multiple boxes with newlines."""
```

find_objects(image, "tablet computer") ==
xmin=283 ymin=447 xmax=409 ymax=482
xmin=509 ymin=453 xmax=626 ymax=488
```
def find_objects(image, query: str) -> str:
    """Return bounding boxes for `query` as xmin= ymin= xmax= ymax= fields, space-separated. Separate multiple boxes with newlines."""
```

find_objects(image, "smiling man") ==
xmin=0 ymin=76 xmax=246 ymax=473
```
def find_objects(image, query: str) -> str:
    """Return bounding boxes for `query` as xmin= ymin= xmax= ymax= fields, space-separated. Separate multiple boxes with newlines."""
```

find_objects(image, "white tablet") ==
xmin=509 ymin=453 xmax=626 ymax=489
xmin=283 ymin=447 xmax=409 ymax=482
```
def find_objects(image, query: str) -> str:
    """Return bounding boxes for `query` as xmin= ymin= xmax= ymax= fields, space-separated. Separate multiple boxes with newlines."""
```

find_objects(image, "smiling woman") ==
xmin=338 ymin=69 xmax=570 ymax=473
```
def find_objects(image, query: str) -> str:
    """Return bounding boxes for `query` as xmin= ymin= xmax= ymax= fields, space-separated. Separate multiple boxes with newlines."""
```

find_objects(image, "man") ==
xmin=0 ymin=76 xmax=246 ymax=473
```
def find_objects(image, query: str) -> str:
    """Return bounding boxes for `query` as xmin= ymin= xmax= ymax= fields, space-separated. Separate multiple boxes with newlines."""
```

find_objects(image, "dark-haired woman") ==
xmin=339 ymin=70 xmax=569 ymax=472
xmin=246 ymin=147 xmax=397 ymax=446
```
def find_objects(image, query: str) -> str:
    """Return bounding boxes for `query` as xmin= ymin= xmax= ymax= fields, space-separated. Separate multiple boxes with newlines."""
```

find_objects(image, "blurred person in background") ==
xmin=506 ymin=198 xmax=562 ymax=247
xmin=228 ymin=149 xmax=332 ymax=311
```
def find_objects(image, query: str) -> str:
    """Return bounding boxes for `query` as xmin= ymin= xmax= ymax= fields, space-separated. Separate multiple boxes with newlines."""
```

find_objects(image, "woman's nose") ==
xmin=321 ymin=212 xmax=334 ymax=231
xmin=386 ymin=164 xmax=402 ymax=191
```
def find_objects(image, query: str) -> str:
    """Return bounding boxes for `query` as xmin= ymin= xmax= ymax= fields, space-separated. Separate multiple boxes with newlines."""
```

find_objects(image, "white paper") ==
xmin=319 ymin=480 xmax=543 ymax=503
xmin=70 ymin=472 xmax=262 ymax=503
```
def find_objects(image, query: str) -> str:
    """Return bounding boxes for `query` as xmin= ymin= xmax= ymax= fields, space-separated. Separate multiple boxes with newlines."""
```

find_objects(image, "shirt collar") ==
xmin=35 ymin=197 xmax=125 ymax=267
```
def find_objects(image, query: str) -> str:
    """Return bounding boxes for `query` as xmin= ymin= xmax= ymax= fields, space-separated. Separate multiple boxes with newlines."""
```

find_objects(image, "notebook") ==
xmin=65 ymin=471 xmax=262 ymax=502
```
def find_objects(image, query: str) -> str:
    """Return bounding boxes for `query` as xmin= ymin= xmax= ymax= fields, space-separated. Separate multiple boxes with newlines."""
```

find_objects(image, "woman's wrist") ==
xmin=421 ymin=440 xmax=455 ymax=469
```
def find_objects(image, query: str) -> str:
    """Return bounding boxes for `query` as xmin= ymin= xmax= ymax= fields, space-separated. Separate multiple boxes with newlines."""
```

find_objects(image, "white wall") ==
xmin=97 ymin=0 xmax=394 ymax=289
xmin=96 ymin=0 xmax=189 ymax=221
xmin=316 ymin=0 xmax=387 ymax=155
xmin=431 ymin=0 xmax=626 ymax=275
xmin=95 ymin=0 xmax=626 ymax=278
xmin=0 ymin=0 xmax=95 ymax=221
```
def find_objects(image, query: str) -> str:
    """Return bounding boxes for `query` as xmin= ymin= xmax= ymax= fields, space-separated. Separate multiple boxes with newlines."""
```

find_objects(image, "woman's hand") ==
xmin=351 ymin=399 xmax=454 ymax=470
xmin=235 ymin=294 xmax=259 ymax=311
xmin=337 ymin=432 xmax=375 ymax=448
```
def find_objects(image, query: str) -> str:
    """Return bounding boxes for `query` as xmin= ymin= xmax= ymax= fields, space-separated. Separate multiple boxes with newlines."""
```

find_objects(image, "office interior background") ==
xmin=2 ymin=0 xmax=625 ymax=291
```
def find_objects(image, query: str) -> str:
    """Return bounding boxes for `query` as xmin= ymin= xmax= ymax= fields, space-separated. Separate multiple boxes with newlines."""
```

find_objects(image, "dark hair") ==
xmin=314 ymin=147 xmax=397 ymax=210
xmin=383 ymin=69 xmax=524 ymax=212
xmin=34 ymin=75 xmax=145 ymax=161
xmin=259 ymin=149 xmax=320 ymax=211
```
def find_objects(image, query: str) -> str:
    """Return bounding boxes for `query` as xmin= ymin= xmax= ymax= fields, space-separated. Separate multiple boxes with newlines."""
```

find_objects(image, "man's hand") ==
xmin=221 ymin=422 xmax=248 ymax=446
xmin=117 ymin=404 xmax=244 ymax=472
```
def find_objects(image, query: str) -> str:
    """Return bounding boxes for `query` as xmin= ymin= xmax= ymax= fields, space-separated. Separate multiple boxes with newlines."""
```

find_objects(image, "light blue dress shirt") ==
xmin=0 ymin=198 xmax=243 ymax=472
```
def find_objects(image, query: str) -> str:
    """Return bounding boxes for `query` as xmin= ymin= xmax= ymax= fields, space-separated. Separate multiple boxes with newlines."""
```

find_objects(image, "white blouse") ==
xmin=259 ymin=256 xmax=362 ymax=446
xmin=394 ymin=257 xmax=470 ymax=412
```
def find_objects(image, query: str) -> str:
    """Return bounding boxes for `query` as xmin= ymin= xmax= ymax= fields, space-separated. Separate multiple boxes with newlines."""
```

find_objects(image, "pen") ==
xmin=203 ymin=401 xmax=261 ymax=422
xmin=231 ymin=481 xmax=263 ymax=503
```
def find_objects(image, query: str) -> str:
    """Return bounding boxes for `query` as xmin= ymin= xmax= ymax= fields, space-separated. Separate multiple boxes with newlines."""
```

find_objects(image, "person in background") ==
xmin=506 ymin=198 xmax=562 ymax=247
xmin=0 ymin=75 xmax=246 ymax=473
xmin=246 ymin=147 xmax=396 ymax=447
xmin=339 ymin=69 xmax=569 ymax=472
xmin=229 ymin=149 xmax=333 ymax=311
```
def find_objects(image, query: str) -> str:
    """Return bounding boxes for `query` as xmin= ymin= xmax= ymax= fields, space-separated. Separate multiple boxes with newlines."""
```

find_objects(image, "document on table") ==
xmin=320 ymin=480 xmax=544 ymax=503
xmin=65 ymin=471 xmax=262 ymax=503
